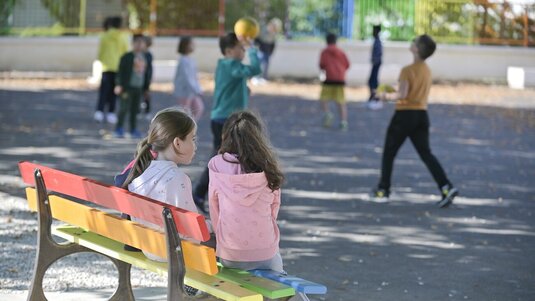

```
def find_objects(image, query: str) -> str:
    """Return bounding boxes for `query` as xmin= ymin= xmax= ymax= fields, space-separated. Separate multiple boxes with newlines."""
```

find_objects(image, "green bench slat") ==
xmin=252 ymin=269 xmax=327 ymax=294
xmin=52 ymin=225 xmax=262 ymax=301
xmin=216 ymin=266 xmax=295 ymax=299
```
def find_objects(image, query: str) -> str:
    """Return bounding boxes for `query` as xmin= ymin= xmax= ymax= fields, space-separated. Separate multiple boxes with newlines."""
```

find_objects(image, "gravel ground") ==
xmin=0 ymin=77 xmax=534 ymax=300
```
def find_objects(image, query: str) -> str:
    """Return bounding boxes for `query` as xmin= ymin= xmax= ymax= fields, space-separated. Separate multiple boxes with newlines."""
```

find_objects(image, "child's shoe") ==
xmin=106 ymin=112 xmax=117 ymax=124
xmin=322 ymin=112 xmax=334 ymax=128
xmin=367 ymin=100 xmax=383 ymax=110
xmin=371 ymin=188 xmax=390 ymax=203
xmin=130 ymin=130 xmax=142 ymax=139
xmin=184 ymin=285 xmax=202 ymax=296
xmin=340 ymin=120 xmax=348 ymax=131
xmin=113 ymin=127 xmax=124 ymax=138
xmin=93 ymin=110 xmax=104 ymax=122
xmin=437 ymin=184 xmax=458 ymax=208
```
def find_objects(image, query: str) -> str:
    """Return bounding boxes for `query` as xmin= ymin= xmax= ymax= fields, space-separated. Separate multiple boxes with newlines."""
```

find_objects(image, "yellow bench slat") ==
xmin=52 ymin=225 xmax=262 ymax=301
xmin=26 ymin=187 xmax=218 ymax=275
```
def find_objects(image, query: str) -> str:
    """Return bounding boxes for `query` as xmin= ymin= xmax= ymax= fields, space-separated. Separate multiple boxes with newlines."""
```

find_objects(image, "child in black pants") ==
xmin=372 ymin=34 xmax=458 ymax=207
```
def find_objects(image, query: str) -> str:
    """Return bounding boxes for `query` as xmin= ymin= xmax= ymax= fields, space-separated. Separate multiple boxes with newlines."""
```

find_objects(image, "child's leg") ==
xmin=408 ymin=112 xmax=450 ymax=190
xmin=378 ymin=112 xmax=411 ymax=190
xmin=143 ymin=92 xmax=150 ymax=114
xmin=116 ymin=92 xmax=130 ymax=130
xmin=178 ymin=97 xmax=193 ymax=114
xmin=191 ymin=95 xmax=205 ymax=121
xmin=129 ymin=89 xmax=142 ymax=132
xmin=220 ymin=253 xmax=284 ymax=273
xmin=337 ymin=102 xmax=347 ymax=122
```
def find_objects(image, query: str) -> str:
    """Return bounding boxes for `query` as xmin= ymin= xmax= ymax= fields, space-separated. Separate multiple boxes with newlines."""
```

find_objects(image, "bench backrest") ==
xmin=19 ymin=161 xmax=218 ymax=275
xmin=19 ymin=161 xmax=210 ymax=241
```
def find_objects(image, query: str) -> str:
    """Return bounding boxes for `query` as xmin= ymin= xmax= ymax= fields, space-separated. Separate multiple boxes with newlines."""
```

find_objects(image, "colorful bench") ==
xmin=18 ymin=161 xmax=327 ymax=300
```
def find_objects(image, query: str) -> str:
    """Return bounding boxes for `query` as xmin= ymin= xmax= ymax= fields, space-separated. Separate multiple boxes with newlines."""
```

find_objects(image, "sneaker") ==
xmin=113 ymin=127 xmax=124 ymax=138
xmin=184 ymin=285 xmax=202 ymax=296
xmin=367 ymin=100 xmax=383 ymax=110
xmin=93 ymin=111 xmax=104 ymax=122
xmin=106 ymin=112 xmax=117 ymax=124
xmin=130 ymin=130 xmax=142 ymax=139
xmin=340 ymin=120 xmax=348 ymax=131
xmin=371 ymin=188 xmax=390 ymax=203
xmin=322 ymin=112 xmax=334 ymax=128
xmin=437 ymin=184 xmax=458 ymax=208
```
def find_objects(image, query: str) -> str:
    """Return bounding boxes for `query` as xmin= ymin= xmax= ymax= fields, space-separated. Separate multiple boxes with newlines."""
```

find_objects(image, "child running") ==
xmin=372 ymin=34 xmax=458 ymax=207
xmin=173 ymin=36 xmax=204 ymax=121
xmin=319 ymin=32 xmax=351 ymax=130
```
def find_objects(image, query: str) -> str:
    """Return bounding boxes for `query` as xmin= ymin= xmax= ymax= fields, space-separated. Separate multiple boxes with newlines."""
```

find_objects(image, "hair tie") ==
xmin=147 ymin=143 xmax=153 ymax=149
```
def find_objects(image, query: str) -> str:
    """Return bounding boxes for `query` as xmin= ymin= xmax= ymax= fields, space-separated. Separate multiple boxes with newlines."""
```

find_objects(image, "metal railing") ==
xmin=1 ymin=0 xmax=533 ymax=47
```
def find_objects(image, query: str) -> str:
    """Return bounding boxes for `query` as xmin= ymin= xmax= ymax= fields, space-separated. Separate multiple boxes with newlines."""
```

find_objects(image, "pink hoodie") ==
xmin=208 ymin=153 xmax=280 ymax=262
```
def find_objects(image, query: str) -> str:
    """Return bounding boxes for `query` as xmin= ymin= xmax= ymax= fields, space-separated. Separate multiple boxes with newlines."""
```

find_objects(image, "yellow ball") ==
xmin=376 ymin=84 xmax=396 ymax=93
xmin=234 ymin=17 xmax=260 ymax=39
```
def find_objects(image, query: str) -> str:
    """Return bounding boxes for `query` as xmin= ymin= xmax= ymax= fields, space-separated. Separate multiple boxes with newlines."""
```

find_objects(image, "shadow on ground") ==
xmin=0 ymin=87 xmax=534 ymax=301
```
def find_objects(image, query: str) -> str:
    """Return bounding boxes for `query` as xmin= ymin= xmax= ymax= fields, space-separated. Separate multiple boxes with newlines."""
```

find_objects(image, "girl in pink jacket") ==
xmin=208 ymin=110 xmax=285 ymax=272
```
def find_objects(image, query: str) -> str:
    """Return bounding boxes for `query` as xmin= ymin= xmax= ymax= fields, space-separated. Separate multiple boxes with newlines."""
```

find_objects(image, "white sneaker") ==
xmin=367 ymin=101 xmax=383 ymax=110
xmin=107 ymin=113 xmax=117 ymax=124
xmin=93 ymin=111 xmax=104 ymax=122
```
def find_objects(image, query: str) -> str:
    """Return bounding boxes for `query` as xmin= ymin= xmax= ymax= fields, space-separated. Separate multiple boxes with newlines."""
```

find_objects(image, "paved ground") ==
xmin=0 ymin=78 xmax=534 ymax=301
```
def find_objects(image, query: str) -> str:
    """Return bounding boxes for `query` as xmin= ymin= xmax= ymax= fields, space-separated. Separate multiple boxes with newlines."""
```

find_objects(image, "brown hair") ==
xmin=122 ymin=108 xmax=196 ymax=189
xmin=177 ymin=36 xmax=192 ymax=54
xmin=415 ymin=34 xmax=436 ymax=60
xmin=219 ymin=111 xmax=284 ymax=191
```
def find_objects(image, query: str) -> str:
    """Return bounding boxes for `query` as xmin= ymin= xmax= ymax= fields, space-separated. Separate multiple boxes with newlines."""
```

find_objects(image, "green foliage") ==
xmin=289 ymin=0 xmax=338 ymax=36
xmin=40 ymin=0 xmax=80 ymax=28
xmin=357 ymin=0 xmax=415 ymax=41
xmin=224 ymin=0 xmax=287 ymax=33
xmin=0 ymin=0 xmax=17 ymax=35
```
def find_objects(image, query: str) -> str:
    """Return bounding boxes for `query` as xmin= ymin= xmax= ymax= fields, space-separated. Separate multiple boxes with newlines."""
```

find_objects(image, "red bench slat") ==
xmin=18 ymin=161 xmax=210 ymax=242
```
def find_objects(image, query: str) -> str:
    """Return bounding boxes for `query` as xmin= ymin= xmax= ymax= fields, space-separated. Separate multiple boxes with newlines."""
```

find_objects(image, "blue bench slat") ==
xmin=251 ymin=270 xmax=327 ymax=294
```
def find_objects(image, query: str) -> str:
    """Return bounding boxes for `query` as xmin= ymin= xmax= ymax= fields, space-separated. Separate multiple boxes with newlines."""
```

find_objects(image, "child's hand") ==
xmin=240 ymin=37 xmax=254 ymax=48
xmin=114 ymin=86 xmax=123 ymax=95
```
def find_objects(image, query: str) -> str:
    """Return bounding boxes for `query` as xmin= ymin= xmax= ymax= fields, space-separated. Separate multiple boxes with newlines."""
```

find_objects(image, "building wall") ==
xmin=1 ymin=36 xmax=534 ymax=85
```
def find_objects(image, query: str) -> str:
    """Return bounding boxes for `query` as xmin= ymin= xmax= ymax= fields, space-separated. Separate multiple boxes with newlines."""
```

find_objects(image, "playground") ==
xmin=0 ymin=76 xmax=534 ymax=300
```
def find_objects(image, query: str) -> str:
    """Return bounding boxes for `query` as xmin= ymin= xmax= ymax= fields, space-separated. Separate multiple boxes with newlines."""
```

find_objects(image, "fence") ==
xmin=1 ymin=0 xmax=533 ymax=47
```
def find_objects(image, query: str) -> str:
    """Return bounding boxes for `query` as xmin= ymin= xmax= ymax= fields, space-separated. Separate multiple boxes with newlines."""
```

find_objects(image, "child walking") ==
xmin=319 ymin=33 xmax=350 ymax=130
xmin=94 ymin=16 xmax=128 ymax=124
xmin=192 ymin=32 xmax=261 ymax=212
xmin=372 ymin=34 xmax=458 ymax=207
xmin=367 ymin=24 xmax=383 ymax=110
xmin=173 ymin=36 xmax=204 ymax=121
xmin=114 ymin=34 xmax=153 ymax=138
xmin=208 ymin=111 xmax=309 ymax=301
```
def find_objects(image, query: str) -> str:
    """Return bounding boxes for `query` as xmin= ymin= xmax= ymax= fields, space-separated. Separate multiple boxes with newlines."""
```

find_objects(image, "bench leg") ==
xmin=28 ymin=169 xmax=135 ymax=301
xmin=27 ymin=238 xmax=89 ymax=301
xmin=108 ymin=259 xmax=135 ymax=301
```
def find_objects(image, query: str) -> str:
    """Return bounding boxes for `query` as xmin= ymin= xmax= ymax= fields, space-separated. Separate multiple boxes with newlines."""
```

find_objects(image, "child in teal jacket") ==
xmin=193 ymin=32 xmax=261 ymax=211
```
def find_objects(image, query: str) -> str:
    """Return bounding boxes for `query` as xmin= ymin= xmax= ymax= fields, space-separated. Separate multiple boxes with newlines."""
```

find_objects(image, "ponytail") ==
xmin=122 ymin=137 xmax=154 ymax=189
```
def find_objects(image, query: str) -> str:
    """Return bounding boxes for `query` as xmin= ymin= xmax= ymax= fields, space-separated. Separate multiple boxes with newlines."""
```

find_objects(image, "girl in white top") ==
xmin=173 ymin=37 xmax=204 ymax=121
xmin=121 ymin=107 xmax=205 ymax=261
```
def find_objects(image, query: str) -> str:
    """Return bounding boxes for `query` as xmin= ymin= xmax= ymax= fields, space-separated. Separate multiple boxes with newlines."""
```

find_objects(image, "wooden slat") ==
xmin=251 ymin=270 xmax=327 ymax=294
xmin=216 ymin=267 xmax=295 ymax=299
xmin=18 ymin=161 xmax=210 ymax=242
xmin=52 ymin=226 xmax=262 ymax=301
xmin=26 ymin=187 xmax=218 ymax=275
